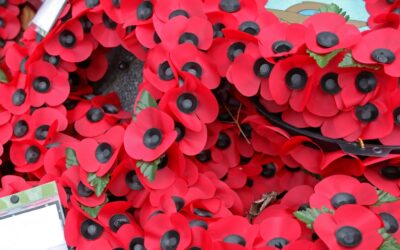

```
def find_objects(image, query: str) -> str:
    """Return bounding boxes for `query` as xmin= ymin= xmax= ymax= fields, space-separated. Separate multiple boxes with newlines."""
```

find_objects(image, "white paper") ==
xmin=0 ymin=204 xmax=67 ymax=250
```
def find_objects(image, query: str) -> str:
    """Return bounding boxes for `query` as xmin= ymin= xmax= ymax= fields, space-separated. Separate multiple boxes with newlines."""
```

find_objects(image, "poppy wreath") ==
xmin=0 ymin=0 xmax=400 ymax=249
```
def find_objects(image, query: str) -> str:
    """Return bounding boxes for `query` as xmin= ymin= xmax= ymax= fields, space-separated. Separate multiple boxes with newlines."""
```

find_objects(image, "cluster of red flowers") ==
xmin=0 ymin=0 xmax=400 ymax=249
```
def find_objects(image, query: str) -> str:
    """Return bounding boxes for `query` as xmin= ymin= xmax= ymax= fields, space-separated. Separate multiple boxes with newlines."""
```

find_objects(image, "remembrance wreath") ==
xmin=0 ymin=0 xmax=400 ymax=249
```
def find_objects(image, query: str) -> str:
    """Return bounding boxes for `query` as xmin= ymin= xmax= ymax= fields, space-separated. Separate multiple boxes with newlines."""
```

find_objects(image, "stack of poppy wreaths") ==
xmin=0 ymin=0 xmax=400 ymax=249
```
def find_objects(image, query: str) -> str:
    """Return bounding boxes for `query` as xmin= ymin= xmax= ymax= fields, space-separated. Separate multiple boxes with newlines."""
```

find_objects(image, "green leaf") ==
xmin=374 ymin=190 xmax=399 ymax=206
xmin=136 ymin=158 xmax=161 ymax=182
xmin=319 ymin=3 xmax=350 ymax=21
xmin=294 ymin=207 xmax=334 ymax=229
xmin=87 ymin=173 xmax=111 ymax=197
xmin=80 ymin=201 xmax=106 ymax=218
xmin=65 ymin=147 xmax=79 ymax=168
xmin=0 ymin=69 xmax=8 ymax=83
xmin=339 ymin=53 xmax=381 ymax=70
xmin=307 ymin=49 xmax=342 ymax=68
xmin=133 ymin=90 xmax=158 ymax=120
xmin=379 ymin=231 xmax=400 ymax=250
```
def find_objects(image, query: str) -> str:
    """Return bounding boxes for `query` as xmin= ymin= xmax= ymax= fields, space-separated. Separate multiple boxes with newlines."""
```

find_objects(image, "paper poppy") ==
xmin=352 ymin=28 xmax=400 ymax=77
xmin=267 ymin=55 xmax=318 ymax=112
xmin=87 ymin=11 xmax=125 ymax=48
xmin=75 ymin=48 xmax=108 ymax=82
xmin=75 ymin=125 xmax=124 ymax=177
xmin=124 ymin=107 xmax=177 ymax=162
xmin=259 ymin=22 xmax=307 ymax=59
xmin=320 ymin=98 xmax=393 ymax=141
xmin=380 ymin=90 xmax=400 ymax=145
xmin=0 ymin=6 xmax=20 ymax=40
xmin=309 ymin=175 xmax=378 ymax=210
xmin=170 ymin=43 xmax=220 ymax=89
xmin=208 ymin=215 xmax=259 ymax=249
xmin=144 ymin=212 xmax=192 ymax=250
xmin=364 ymin=155 xmax=400 ymax=196
xmin=10 ymin=139 xmax=46 ymax=174
xmin=97 ymin=201 xmax=134 ymax=233
xmin=304 ymin=12 xmax=361 ymax=54
xmin=64 ymin=207 xmax=115 ymax=249
xmin=226 ymin=42 xmax=274 ymax=97
xmin=159 ymin=16 xmax=213 ymax=50
xmin=159 ymin=73 xmax=219 ymax=133
xmin=120 ymin=0 xmax=156 ymax=27
xmin=44 ymin=19 xmax=95 ymax=63
xmin=314 ymin=205 xmax=383 ymax=250
xmin=371 ymin=200 xmax=400 ymax=240
xmin=255 ymin=216 xmax=302 ymax=249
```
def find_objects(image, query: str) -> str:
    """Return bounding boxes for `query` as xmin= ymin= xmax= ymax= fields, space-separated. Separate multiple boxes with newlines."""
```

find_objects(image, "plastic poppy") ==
xmin=309 ymin=175 xmax=378 ymax=210
xmin=314 ymin=204 xmax=383 ymax=250
xmin=124 ymin=107 xmax=177 ymax=162
xmin=352 ymin=28 xmax=400 ymax=77
xmin=303 ymin=12 xmax=360 ymax=54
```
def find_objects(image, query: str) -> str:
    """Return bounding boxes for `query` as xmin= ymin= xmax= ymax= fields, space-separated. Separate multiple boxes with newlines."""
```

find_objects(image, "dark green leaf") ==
xmin=65 ymin=147 xmax=79 ymax=168
xmin=307 ymin=49 xmax=342 ymax=68
xmin=80 ymin=202 xmax=106 ymax=218
xmin=87 ymin=173 xmax=110 ymax=197
xmin=136 ymin=158 xmax=160 ymax=182
xmin=375 ymin=190 xmax=399 ymax=206
xmin=294 ymin=207 xmax=334 ymax=229
xmin=379 ymin=231 xmax=400 ymax=250
xmin=133 ymin=90 xmax=158 ymax=120
xmin=0 ymin=69 xmax=8 ymax=83
xmin=339 ymin=53 xmax=380 ymax=70
xmin=319 ymin=3 xmax=350 ymax=21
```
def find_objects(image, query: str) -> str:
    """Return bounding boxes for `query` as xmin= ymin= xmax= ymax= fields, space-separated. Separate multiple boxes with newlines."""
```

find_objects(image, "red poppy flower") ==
xmin=255 ymin=216 xmax=302 ymax=249
xmin=143 ymin=44 xmax=179 ymax=92
xmin=266 ymin=55 xmax=318 ymax=112
xmin=0 ymin=175 xmax=34 ymax=197
xmin=43 ymin=135 xmax=78 ymax=177
xmin=319 ymin=151 xmax=365 ymax=177
xmin=284 ymin=240 xmax=329 ymax=250
xmin=153 ymin=0 xmax=206 ymax=34
xmin=0 ymin=6 xmax=20 ymax=39
xmin=64 ymin=208 xmax=115 ymax=249
xmin=364 ymin=155 xmax=400 ymax=196
xmin=203 ymin=0 xmax=258 ymax=21
xmin=281 ymin=185 xmax=314 ymax=212
xmin=135 ymin=23 xmax=162 ymax=49
xmin=159 ymin=16 xmax=213 ymax=50
xmin=208 ymin=31 xmax=255 ymax=77
xmin=226 ymin=42 xmax=274 ymax=97
xmin=280 ymin=136 xmax=324 ymax=175
xmin=115 ymin=223 xmax=145 ymax=250
xmin=303 ymin=13 xmax=360 ymax=54
xmin=0 ymin=105 xmax=12 ymax=145
xmin=365 ymin=0 xmax=399 ymax=17
xmin=309 ymin=175 xmax=378 ymax=210
xmin=97 ymin=201 xmax=134 ymax=233
xmin=259 ymin=22 xmax=307 ymax=59
xmin=320 ymin=98 xmax=393 ymax=141
xmin=44 ymin=19 xmax=95 ymax=62
xmin=75 ymin=125 xmax=124 ymax=176
xmin=352 ymin=28 xmax=400 ymax=77
xmin=121 ymin=0 xmax=156 ymax=27
xmin=100 ymin=0 xmax=124 ymax=23
xmin=10 ymin=139 xmax=46 ymax=174
xmin=208 ymin=215 xmax=259 ymax=249
xmin=189 ymin=226 xmax=213 ymax=249
xmin=75 ymin=48 xmax=108 ymax=82
xmin=144 ymin=212 xmax=192 ymax=250
xmin=61 ymin=166 xmax=107 ymax=208
xmin=170 ymin=43 xmax=220 ymax=89
xmin=380 ymin=90 xmax=400 ymax=145
xmin=314 ymin=205 xmax=383 ymax=250
xmin=26 ymin=60 xmax=70 ymax=107
xmin=371 ymin=200 xmax=400 ymax=240
xmin=87 ymin=11 xmax=125 ymax=48
xmin=206 ymin=11 xmax=239 ymax=39
xmin=124 ymin=107 xmax=177 ymax=162
xmin=108 ymin=160 xmax=150 ymax=208
xmin=74 ymin=93 xmax=129 ymax=137
xmin=159 ymin=73 xmax=218 ymax=133
xmin=277 ymin=165 xmax=319 ymax=191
